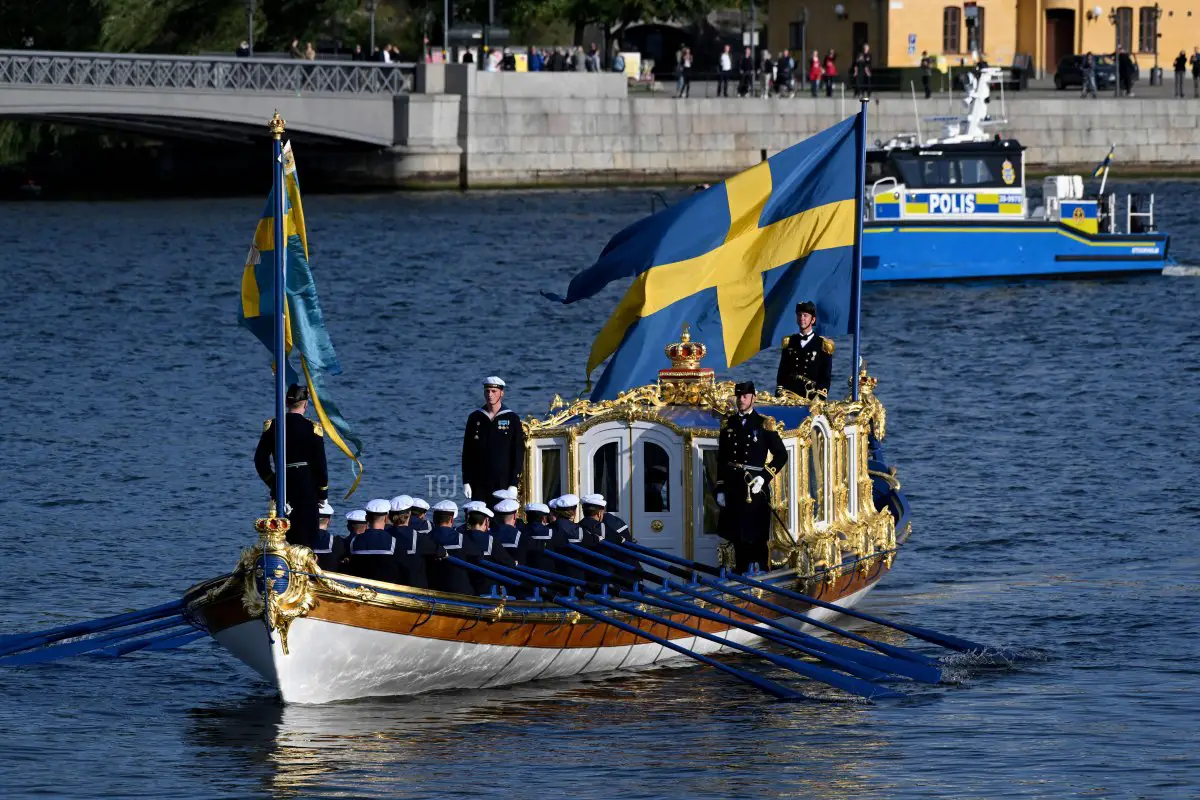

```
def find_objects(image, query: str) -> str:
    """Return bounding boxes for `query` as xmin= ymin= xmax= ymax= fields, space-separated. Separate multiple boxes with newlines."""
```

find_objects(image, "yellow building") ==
xmin=767 ymin=0 xmax=1198 ymax=76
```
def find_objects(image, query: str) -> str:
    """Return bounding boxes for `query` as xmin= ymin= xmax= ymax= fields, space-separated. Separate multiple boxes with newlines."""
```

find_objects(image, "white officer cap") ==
xmin=483 ymin=376 xmax=506 ymax=388
xmin=580 ymin=493 xmax=605 ymax=507
xmin=345 ymin=509 xmax=367 ymax=522
xmin=318 ymin=501 xmax=334 ymax=516
xmin=365 ymin=499 xmax=390 ymax=515
xmin=390 ymin=495 xmax=414 ymax=512
xmin=492 ymin=487 xmax=518 ymax=501
xmin=495 ymin=499 xmax=520 ymax=514
xmin=525 ymin=502 xmax=550 ymax=514
xmin=410 ymin=497 xmax=430 ymax=511
xmin=432 ymin=499 xmax=458 ymax=516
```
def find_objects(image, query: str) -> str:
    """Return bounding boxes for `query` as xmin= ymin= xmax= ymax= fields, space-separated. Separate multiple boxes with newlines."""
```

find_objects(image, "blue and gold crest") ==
xmin=255 ymin=553 xmax=291 ymax=597
xmin=1001 ymin=160 xmax=1015 ymax=186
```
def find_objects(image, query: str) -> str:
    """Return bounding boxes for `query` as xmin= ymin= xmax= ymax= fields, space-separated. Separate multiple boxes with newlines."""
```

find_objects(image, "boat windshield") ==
xmin=889 ymin=151 xmax=1022 ymax=190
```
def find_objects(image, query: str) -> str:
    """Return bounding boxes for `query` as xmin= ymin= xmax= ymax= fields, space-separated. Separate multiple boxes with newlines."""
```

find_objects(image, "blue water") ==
xmin=1 ymin=182 xmax=1198 ymax=799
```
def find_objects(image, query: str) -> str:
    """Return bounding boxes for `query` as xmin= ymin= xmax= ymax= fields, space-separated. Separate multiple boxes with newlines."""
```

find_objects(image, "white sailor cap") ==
xmin=318 ymin=501 xmax=334 ymax=516
xmin=494 ymin=499 xmax=520 ymax=514
xmin=554 ymin=493 xmax=579 ymax=509
xmin=390 ymin=495 xmax=413 ymax=512
xmin=410 ymin=497 xmax=430 ymax=511
xmin=580 ymin=493 xmax=605 ymax=507
xmin=365 ymin=499 xmax=391 ymax=515
xmin=492 ymin=487 xmax=518 ymax=501
xmin=432 ymin=499 xmax=458 ymax=516
xmin=525 ymin=502 xmax=550 ymax=514
xmin=464 ymin=501 xmax=495 ymax=518
xmin=345 ymin=509 xmax=367 ymax=523
xmin=483 ymin=376 xmax=506 ymax=388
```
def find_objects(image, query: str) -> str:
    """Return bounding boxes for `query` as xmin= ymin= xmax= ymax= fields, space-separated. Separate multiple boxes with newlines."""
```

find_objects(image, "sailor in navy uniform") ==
xmin=388 ymin=505 xmax=444 ymax=590
xmin=428 ymin=501 xmax=486 ymax=595
xmin=520 ymin=502 xmax=558 ymax=574
xmin=388 ymin=495 xmax=414 ymax=528
xmin=409 ymin=497 xmax=432 ymax=534
xmin=492 ymin=499 xmax=528 ymax=564
xmin=254 ymin=383 xmax=329 ymax=549
xmin=491 ymin=487 xmax=518 ymax=513
xmin=547 ymin=494 xmax=593 ymax=580
xmin=580 ymin=493 xmax=640 ymax=573
xmin=461 ymin=502 xmax=517 ymax=594
xmin=462 ymin=376 xmax=526 ymax=507
xmin=716 ymin=381 xmax=788 ymax=574
xmin=348 ymin=499 xmax=400 ymax=583
xmin=312 ymin=501 xmax=345 ymax=572
xmin=776 ymin=301 xmax=834 ymax=399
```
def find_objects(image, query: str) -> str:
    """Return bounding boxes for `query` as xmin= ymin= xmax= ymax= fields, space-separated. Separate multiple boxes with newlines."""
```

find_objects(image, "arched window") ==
xmin=643 ymin=441 xmax=670 ymax=513
xmin=808 ymin=425 xmax=830 ymax=526
xmin=593 ymin=442 xmax=620 ymax=512
xmin=943 ymin=7 xmax=962 ymax=53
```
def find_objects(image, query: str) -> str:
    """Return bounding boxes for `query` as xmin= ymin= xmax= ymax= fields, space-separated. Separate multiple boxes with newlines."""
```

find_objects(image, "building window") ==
xmin=943 ymin=7 xmax=962 ymax=53
xmin=788 ymin=21 xmax=805 ymax=52
xmin=1137 ymin=6 xmax=1158 ymax=53
xmin=1116 ymin=6 xmax=1133 ymax=53
xmin=965 ymin=4 xmax=985 ymax=55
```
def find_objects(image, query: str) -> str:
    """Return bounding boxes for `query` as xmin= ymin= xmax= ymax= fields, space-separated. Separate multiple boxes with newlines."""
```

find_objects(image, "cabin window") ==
xmin=593 ymin=442 xmax=620 ymax=512
xmin=942 ymin=7 xmax=961 ymax=53
xmin=1115 ymin=7 xmax=1133 ymax=53
xmin=1137 ymin=7 xmax=1157 ymax=53
xmin=701 ymin=448 xmax=721 ymax=534
xmin=808 ymin=428 xmax=829 ymax=526
xmin=892 ymin=152 xmax=1022 ymax=189
xmin=643 ymin=441 xmax=671 ymax=513
xmin=540 ymin=447 xmax=563 ymax=501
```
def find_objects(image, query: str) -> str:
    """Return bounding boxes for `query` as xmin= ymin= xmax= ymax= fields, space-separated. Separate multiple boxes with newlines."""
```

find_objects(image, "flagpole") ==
xmin=269 ymin=112 xmax=288 ymax=512
xmin=1098 ymin=143 xmax=1113 ymax=196
xmin=850 ymin=99 xmax=868 ymax=402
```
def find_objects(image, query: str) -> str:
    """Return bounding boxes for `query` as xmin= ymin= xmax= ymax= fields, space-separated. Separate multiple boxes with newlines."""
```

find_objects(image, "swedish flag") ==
xmin=558 ymin=115 xmax=862 ymax=400
xmin=239 ymin=141 xmax=364 ymax=495
xmin=1091 ymin=145 xmax=1115 ymax=177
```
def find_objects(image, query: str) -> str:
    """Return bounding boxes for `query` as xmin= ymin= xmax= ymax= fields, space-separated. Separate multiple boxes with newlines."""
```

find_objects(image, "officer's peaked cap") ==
xmin=286 ymin=383 xmax=309 ymax=403
xmin=795 ymin=300 xmax=817 ymax=317
xmin=734 ymin=380 xmax=756 ymax=396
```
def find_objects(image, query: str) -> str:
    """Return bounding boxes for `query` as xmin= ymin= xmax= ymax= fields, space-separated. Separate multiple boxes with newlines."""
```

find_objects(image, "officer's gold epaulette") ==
xmin=820 ymin=336 xmax=835 ymax=355
xmin=781 ymin=335 xmax=791 ymax=348
xmin=762 ymin=417 xmax=777 ymax=432
xmin=312 ymin=422 xmax=325 ymax=438
xmin=263 ymin=419 xmax=272 ymax=432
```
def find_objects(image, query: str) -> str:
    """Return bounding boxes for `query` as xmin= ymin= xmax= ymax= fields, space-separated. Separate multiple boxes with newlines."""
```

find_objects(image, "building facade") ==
xmin=767 ymin=0 xmax=1197 ymax=77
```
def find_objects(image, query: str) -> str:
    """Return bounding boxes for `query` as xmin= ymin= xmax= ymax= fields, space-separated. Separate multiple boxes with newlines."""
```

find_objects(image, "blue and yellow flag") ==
xmin=1091 ymin=145 xmax=1115 ymax=177
xmin=559 ymin=115 xmax=862 ymax=400
xmin=239 ymin=141 xmax=364 ymax=496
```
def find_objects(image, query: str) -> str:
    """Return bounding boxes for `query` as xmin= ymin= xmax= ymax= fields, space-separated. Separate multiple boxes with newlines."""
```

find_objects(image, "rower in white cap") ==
xmin=344 ymin=509 xmax=367 ymax=539
xmin=313 ymin=501 xmax=345 ymax=572
xmin=388 ymin=495 xmax=414 ymax=529
xmin=462 ymin=375 xmax=525 ymax=507
xmin=409 ymin=497 xmax=432 ymax=533
xmin=347 ymin=500 xmax=400 ymax=583
xmin=492 ymin=498 xmax=526 ymax=563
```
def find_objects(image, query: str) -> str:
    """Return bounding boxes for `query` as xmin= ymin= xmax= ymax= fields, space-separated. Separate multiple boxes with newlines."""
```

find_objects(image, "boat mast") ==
xmin=850 ymin=99 xmax=867 ymax=402
xmin=269 ymin=112 xmax=288 ymax=510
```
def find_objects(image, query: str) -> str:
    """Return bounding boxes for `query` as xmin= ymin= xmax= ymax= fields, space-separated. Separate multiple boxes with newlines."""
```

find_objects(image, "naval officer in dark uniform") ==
xmin=254 ymin=383 xmax=329 ymax=549
xmin=715 ymin=381 xmax=788 ymax=574
xmin=776 ymin=301 xmax=834 ymax=399
xmin=462 ymin=376 xmax=526 ymax=504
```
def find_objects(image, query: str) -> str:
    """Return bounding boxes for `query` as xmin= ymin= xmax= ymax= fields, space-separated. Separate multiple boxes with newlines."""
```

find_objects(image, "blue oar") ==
xmin=599 ymin=540 xmax=936 ymax=664
xmin=0 ymin=600 xmax=184 ymax=657
xmin=94 ymin=627 xmax=204 ymax=658
xmin=444 ymin=556 xmax=805 ymax=701
xmin=0 ymin=616 xmax=190 ymax=666
xmin=613 ymin=540 xmax=988 ymax=654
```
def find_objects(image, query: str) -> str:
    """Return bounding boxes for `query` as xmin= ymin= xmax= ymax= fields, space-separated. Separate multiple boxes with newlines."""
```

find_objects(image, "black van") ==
xmin=1054 ymin=54 xmax=1117 ymax=89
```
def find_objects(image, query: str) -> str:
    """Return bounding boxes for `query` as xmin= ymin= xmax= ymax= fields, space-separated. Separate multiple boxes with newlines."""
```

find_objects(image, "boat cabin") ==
xmin=867 ymin=139 xmax=1028 ymax=223
xmin=519 ymin=327 xmax=898 ymax=576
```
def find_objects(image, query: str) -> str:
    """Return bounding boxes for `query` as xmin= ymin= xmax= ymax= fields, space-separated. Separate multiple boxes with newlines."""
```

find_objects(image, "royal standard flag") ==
xmin=1091 ymin=145 xmax=1115 ymax=177
xmin=557 ymin=114 xmax=862 ymax=400
xmin=239 ymin=141 xmax=364 ymax=495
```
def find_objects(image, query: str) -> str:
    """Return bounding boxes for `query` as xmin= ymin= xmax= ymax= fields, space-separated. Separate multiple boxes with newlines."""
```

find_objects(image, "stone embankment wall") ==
xmin=379 ymin=64 xmax=1200 ymax=188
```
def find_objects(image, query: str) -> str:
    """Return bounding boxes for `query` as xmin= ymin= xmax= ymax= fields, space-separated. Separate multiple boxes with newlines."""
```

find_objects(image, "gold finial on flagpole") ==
xmin=269 ymin=110 xmax=287 ymax=139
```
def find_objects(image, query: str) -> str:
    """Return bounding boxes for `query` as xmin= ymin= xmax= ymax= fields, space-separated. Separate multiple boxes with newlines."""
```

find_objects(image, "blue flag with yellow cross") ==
xmin=558 ymin=114 xmax=862 ymax=401
xmin=239 ymin=141 xmax=364 ymax=496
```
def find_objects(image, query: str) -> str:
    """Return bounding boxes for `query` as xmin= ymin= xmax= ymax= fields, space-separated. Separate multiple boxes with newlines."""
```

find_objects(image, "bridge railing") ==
xmin=0 ymin=49 xmax=415 ymax=95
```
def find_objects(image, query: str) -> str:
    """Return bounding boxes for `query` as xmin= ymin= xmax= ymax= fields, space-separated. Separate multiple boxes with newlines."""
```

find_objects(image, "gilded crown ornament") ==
xmin=255 ymin=503 xmax=291 ymax=549
xmin=268 ymin=111 xmax=287 ymax=139
xmin=658 ymin=324 xmax=715 ymax=404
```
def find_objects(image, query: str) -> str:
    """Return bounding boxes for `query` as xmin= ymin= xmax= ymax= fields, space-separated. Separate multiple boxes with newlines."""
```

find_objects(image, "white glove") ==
xmin=463 ymin=483 xmax=472 ymax=499
xmin=750 ymin=476 xmax=765 ymax=495
xmin=507 ymin=485 xmax=518 ymax=495
xmin=716 ymin=492 xmax=725 ymax=508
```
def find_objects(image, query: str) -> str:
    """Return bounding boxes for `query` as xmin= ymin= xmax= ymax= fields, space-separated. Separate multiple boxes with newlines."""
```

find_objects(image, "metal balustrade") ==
xmin=0 ymin=49 xmax=414 ymax=95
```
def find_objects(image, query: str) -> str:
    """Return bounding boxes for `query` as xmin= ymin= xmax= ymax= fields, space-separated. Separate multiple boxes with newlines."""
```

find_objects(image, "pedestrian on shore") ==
xmin=236 ymin=41 xmax=250 ymax=58
xmin=1082 ymin=52 xmax=1097 ymax=98
xmin=853 ymin=44 xmax=872 ymax=99
xmin=530 ymin=48 xmax=544 ymax=71
xmin=1173 ymin=50 xmax=1187 ymax=97
xmin=777 ymin=49 xmax=795 ymax=97
xmin=588 ymin=43 xmax=601 ymax=72
xmin=738 ymin=46 xmax=753 ymax=97
xmin=612 ymin=51 xmax=625 ymax=74
xmin=823 ymin=49 xmax=837 ymax=96
xmin=808 ymin=50 xmax=822 ymax=97
xmin=1191 ymin=47 xmax=1200 ymax=98
xmin=289 ymin=38 xmax=303 ymax=59
xmin=1117 ymin=47 xmax=1135 ymax=96
xmin=462 ymin=48 xmax=474 ymax=65
xmin=920 ymin=50 xmax=932 ymax=97
xmin=573 ymin=46 xmax=587 ymax=72
xmin=718 ymin=44 xmax=733 ymax=96
xmin=677 ymin=48 xmax=693 ymax=97
xmin=760 ymin=49 xmax=775 ymax=97
xmin=304 ymin=41 xmax=317 ymax=61
xmin=351 ymin=44 xmax=364 ymax=61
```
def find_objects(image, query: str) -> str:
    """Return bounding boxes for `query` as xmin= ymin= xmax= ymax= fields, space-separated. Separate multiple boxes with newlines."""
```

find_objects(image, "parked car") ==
xmin=1054 ymin=54 xmax=1117 ymax=89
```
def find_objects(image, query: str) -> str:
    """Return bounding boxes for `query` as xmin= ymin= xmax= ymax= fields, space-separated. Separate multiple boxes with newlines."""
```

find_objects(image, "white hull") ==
xmin=214 ymin=583 xmax=877 ymax=704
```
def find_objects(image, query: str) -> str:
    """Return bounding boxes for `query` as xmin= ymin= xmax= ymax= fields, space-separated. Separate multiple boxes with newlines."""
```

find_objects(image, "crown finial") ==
xmin=658 ymin=324 xmax=714 ymax=404
xmin=269 ymin=111 xmax=286 ymax=139
xmin=680 ymin=323 xmax=691 ymax=343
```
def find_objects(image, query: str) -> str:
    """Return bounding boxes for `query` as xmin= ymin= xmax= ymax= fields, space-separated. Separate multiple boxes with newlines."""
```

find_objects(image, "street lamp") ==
xmin=245 ymin=0 xmax=254 ymax=56
xmin=1107 ymin=7 xmax=1120 ymax=97
xmin=366 ymin=0 xmax=378 ymax=55
xmin=1151 ymin=2 xmax=1162 ymax=85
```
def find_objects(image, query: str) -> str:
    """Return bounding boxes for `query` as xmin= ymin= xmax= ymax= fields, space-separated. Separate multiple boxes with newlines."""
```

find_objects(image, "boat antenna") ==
xmin=910 ymin=80 xmax=923 ymax=144
xmin=269 ymin=110 xmax=288 ymax=513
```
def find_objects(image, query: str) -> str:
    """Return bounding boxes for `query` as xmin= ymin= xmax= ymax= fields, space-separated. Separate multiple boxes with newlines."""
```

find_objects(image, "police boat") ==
xmin=181 ymin=331 xmax=914 ymax=704
xmin=862 ymin=67 xmax=1172 ymax=281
